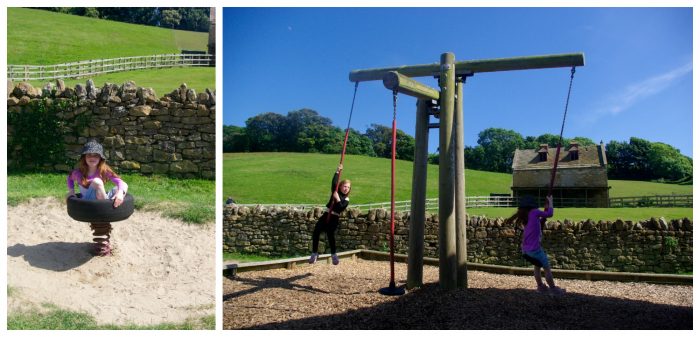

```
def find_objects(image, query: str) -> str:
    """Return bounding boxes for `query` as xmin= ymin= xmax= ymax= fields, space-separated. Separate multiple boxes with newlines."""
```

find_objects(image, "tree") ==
xmin=282 ymin=109 xmax=332 ymax=152
xmin=523 ymin=134 xmax=595 ymax=149
xmin=365 ymin=124 xmax=415 ymax=161
xmin=160 ymin=9 xmax=182 ymax=29
xmin=223 ymin=125 xmax=249 ymax=152
xmin=245 ymin=112 xmax=286 ymax=152
xmin=606 ymin=137 xmax=653 ymax=180
xmin=647 ymin=142 xmax=692 ymax=181
xmin=296 ymin=124 xmax=343 ymax=154
xmin=464 ymin=146 xmax=486 ymax=170
xmin=345 ymin=129 xmax=376 ymax=157
xmin=174 ymin=7 xmax=210 ymax=32
xmin=476 ymin=128 xmax=525 ymax=173
xmin=569 ymin=136 xmax=595 ymax=146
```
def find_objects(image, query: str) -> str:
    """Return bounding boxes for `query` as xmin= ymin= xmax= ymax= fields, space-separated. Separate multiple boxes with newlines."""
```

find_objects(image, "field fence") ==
xmin=231 ymin=194 xmax=692 ymax=212
xmin=8 ymin=53 xmax=213 ymax=81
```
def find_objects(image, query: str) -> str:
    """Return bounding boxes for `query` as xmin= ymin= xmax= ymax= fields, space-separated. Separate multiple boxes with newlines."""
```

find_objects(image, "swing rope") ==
xmin=389 ymin=89 xmax=398 ymax=288
xmin=544 ymin=66 xmax=576 ymax=212
xmin=379 ymin=89 xmax=404 ymax=296
xmin=326 ymin=81 xmax=359 ymax=223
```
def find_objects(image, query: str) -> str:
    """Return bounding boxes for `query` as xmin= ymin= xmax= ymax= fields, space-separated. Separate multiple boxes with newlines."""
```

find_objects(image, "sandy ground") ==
xmin=223 ymin=259 xmax=693 ymax=329
xmin=7 ymin=197 xmax=215 ymax=326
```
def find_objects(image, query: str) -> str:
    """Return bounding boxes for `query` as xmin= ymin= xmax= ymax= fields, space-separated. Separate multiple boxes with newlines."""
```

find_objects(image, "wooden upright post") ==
xmin=348 ymin=51 xmax=584 ymax=292
xmin=455 ymin=76 xmax=467 ymax=288
xmin=438 ymin=52 xmax=457 ymax=290
xmin=407 ymin=99 xmax=430 ymax=290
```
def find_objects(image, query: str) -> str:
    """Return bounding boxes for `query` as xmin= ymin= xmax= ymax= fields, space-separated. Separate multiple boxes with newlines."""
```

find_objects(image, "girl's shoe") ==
xmin=308 ymin=253 xmax=318 ymax=264
xmin=331 ymin=254 xmax=339 ymax=265
xmin=537 ymin=285 xmax=549 ymax=293
xmin=91 ymin=242 xmax=112 ymax=257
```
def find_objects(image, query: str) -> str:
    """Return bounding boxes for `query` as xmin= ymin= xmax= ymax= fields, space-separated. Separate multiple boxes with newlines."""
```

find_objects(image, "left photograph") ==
xmin=6 ymin=7 xmax=216 ymax=329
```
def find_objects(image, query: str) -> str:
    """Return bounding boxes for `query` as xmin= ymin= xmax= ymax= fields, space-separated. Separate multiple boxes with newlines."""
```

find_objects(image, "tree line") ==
xmin=225 ymin=109 xmax=415 ymax=161
xmin=225 ymin=109 xmax=692 ymax=183
xmin=35 ymin=8 xmax=211 ymax=32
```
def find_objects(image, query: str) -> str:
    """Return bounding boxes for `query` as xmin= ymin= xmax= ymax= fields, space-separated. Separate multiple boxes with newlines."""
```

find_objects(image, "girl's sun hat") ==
xmin=519 ymin=195 xmax=539 ymax=209
xmin=81 ymin=139 xmax=106 ymax=159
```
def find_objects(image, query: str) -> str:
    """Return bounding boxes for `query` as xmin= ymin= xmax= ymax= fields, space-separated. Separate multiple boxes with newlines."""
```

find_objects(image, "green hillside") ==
xmin=8 ymin=8 xmax=208 ymax=65
xmin=223 ymin=152 xmax=692 ymax=205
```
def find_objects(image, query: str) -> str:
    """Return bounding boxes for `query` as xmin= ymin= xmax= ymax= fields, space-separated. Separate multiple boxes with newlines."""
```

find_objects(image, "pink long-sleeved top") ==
xmin=521 ymin=207 xmax=554 ymax=252
xmin=66 ymin=169 xmax=128 ymax=196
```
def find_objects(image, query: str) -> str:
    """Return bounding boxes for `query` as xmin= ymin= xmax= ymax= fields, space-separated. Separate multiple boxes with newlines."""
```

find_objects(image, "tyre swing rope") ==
xmin=326 ymin=82 xmax=359 ymax=223
xmin=379 ymin=89 xmax=405 ymax=296
xmin=541 ymin=66 xmax=576 ymax=226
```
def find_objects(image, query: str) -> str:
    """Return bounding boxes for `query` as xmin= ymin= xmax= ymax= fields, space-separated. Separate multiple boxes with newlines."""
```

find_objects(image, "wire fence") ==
xmin=230 ymin=194 xmax=692 ymax=212
xmin=7 ymin=53 xmax=213 ymax=81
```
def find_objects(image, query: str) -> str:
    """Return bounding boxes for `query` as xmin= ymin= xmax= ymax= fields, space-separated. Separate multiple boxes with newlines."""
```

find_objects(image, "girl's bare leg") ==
xmin=533 ymin=266 xmax=546 ymax=288
xmin=90 ymin=178 xmax=107 ymax=200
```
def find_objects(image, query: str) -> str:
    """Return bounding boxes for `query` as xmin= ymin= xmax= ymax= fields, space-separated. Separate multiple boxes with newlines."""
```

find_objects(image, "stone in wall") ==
xmin=223 ymin=205 xmax=693 ymax=274
xmin=7 ymin=80 xmax=216 ymax=179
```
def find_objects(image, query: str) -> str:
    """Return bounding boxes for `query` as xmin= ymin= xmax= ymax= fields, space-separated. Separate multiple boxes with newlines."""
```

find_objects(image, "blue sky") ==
xmin=223 ymin=7 xmax=693 ymax=157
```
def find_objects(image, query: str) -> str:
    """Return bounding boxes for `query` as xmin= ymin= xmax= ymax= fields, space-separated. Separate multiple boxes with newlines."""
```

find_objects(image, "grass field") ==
xmin=24 ymin=67 xmax=215 ymax=100
xmin=7 ymin=172 xmax=215 ymax=224
xmin=8 ymin=8 xmax=208 ymax=65
xmin=223 ymin=152 xmax=693 ymax=220
xmin=7 ymin=303 xmax=214 ymax=330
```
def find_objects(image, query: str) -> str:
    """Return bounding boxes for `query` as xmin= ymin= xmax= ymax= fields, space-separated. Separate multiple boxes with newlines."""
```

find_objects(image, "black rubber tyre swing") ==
xmin=67 ymin=193 xmax=135 ymax=223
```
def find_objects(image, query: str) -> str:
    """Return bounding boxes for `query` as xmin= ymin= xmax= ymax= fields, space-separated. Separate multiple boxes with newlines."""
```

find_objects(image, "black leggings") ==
xmin=312 ymin=213 xmax=339 ymax=254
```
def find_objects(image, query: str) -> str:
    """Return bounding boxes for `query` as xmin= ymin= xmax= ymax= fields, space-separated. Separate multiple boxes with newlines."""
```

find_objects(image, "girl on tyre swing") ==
xmin=66 ymin=139 xmax=128 ymax=206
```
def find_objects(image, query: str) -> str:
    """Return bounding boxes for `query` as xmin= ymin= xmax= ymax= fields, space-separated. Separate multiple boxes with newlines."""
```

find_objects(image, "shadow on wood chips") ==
xmin=224 ymin=275 xmax=692 ymax=330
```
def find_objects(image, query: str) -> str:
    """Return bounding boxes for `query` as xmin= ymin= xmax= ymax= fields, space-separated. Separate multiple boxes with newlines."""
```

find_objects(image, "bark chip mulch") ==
xmin=223 ymin=259 xmax=692 ymax=329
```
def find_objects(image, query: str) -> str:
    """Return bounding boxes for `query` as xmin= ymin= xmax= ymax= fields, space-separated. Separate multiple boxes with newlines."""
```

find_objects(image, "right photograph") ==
xmin=222 ymin=7 xmax=692 ymax=329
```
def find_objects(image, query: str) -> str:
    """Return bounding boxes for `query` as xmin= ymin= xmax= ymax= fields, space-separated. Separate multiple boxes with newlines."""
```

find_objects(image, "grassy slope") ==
xmin=7 ymin=173 xmax=214 ymax=224
xmin=223 ymin=152 xmax=693 ymax=220
xmin=8 ymin=8 xmax=214 ymax=95
xmin=8 ymin=8 xmax=208 ymax=64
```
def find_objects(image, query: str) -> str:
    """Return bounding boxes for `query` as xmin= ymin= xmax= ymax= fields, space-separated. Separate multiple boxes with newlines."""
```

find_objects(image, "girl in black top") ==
xmin=309 ymin=164 xmax=351 ymax=265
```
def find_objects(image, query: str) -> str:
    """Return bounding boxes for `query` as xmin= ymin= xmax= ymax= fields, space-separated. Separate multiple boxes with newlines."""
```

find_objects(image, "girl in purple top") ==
xmin=507 ymin=195 xmax=565 ymax=295
xmin=66 ymin=139 xmax=128 ymax=207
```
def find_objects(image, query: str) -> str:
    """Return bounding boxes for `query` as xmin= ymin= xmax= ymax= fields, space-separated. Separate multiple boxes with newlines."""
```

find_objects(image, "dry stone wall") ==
xmin=7 ymin=79 xmax=215 ymax=178
xmin=224 ymin=205 xmax=693 ymax=274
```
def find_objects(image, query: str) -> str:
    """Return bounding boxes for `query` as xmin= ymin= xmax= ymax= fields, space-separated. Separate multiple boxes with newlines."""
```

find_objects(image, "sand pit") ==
xmin=223 ymin=259 xmax=692 ymax=329
xmin=7 ymin=197 xmax=215 ymax=326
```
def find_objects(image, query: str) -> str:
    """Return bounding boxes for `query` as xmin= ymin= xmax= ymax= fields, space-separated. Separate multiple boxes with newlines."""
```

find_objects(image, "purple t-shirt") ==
xmin=66 ymin=169 xmax=127 ymax=195
xmin=521 ymin=207 xmax=554 ymax=252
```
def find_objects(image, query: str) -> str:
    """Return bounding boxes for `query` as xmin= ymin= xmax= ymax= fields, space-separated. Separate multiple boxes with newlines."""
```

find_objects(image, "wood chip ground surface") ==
xmin=223 ymin=259 xmax=692 ymax=329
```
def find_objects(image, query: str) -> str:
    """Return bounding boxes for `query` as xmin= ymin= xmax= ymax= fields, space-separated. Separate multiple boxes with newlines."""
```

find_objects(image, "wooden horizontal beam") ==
xmin=350 ymin=52 xmax=585 ymax=82
xmin=383 ymin=71 xmax=440 ymax=101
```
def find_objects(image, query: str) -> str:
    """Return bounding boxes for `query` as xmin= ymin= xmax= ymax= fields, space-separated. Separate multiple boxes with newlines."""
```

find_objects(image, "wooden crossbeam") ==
xmin=350 ymin=52 xmax=584 ymax=82
xmin=382 ymin=71 xmax=440 ymax=101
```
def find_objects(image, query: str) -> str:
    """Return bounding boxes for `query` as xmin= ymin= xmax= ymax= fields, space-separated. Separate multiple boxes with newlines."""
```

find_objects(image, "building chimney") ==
xmin=569 ymin=141 xmax=579 ymax=160
xmin=537 ymin=144 xmax=549 ymax=162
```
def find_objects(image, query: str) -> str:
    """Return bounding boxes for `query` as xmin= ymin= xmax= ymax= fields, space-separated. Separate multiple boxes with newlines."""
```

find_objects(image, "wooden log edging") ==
xmin=223 ymin=249 xmax=363 ymax=277
xmin=224 ymin=249 xmax=692 ymax=285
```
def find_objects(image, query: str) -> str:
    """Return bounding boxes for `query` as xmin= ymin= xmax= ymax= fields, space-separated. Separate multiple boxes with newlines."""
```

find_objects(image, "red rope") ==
xmin=326 ymin=82 xmax=359 ymax=223
xmin=388 ymin=89 xmax=398 ymax=286
xmin=389 ymin=110 xmax=397 ymax=285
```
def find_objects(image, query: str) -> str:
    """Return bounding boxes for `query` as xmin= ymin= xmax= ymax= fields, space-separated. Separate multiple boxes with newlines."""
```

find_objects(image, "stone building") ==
xmin=511 ymin=141 xmax=610 ymax=207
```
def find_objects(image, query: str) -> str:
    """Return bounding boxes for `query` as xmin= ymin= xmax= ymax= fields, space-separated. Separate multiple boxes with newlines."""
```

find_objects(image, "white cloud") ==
xmin=586 ymin=62 xmax=692 ymax=122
